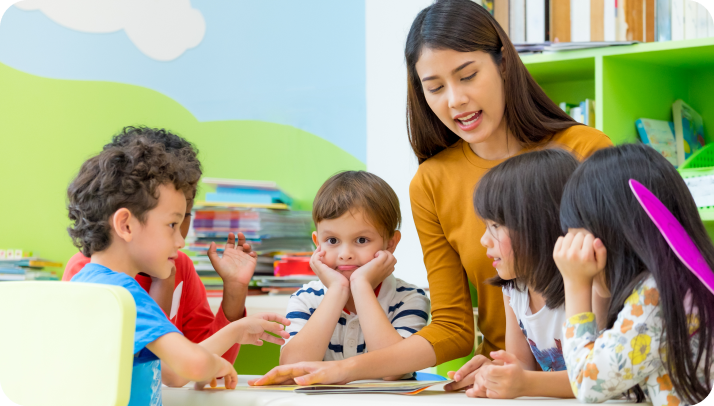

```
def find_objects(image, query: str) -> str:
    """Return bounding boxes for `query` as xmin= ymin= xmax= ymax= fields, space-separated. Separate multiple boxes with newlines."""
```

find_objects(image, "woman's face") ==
xmin=415 ymin=48 xmax=507 ymax=148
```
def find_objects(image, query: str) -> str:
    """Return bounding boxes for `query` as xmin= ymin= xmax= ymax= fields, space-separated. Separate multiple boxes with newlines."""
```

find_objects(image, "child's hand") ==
xmin=444 ymin=354 xmax=492 ymax=392
xmin=553 ymin=229 xmax=607 ymax=287
xmin=349 ymin=250 xmax=396 ymax=289
xmin=232 ymin=312 xmax=291 ymax=346
xmin=470 ymin=351 xmax=526 ymax=398
xmin=195 ymin=356 xmax=237 ymax=390
xmin=208 ymin=232 xmax=256 ymax=286
xmin=310 ymin=246 xmax=349 ymax=289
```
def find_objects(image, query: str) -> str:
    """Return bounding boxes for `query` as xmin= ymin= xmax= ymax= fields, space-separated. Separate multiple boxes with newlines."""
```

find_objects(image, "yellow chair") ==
xmin=0 ymin=282 xmax=136 ymax=406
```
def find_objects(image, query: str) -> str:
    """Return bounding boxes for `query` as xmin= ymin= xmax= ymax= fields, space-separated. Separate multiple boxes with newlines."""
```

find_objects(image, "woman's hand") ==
xmin=248 ymin=360 xmax=351 ymax=386
xmin=469 ymin=351 xmax=527 ymax=398
xmin=553 ymin=229 xmax=607 ymax=286
xmin=310 ymin=246 xmax=349 ymax=289
xmin=444 ymin=354 xmax=493 ymax=392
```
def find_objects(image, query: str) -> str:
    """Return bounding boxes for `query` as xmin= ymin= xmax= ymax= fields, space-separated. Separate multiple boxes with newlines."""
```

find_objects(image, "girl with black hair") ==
xmin=554 ymin=144 xmax=714 ymax=405
xmin=446 ymin=148 xmax=584 ymax=398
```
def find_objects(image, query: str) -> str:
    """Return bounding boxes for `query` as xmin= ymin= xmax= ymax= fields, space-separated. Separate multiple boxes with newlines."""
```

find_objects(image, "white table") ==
xmin=162 ymin=376 xmax=635 ymax=406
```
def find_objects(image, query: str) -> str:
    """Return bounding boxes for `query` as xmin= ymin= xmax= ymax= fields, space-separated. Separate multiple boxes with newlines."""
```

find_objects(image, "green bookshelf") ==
xmin=522 ymin=38 xmax=714 ymax=146
xmin=523 ymin=38 xmax=714 ymax=236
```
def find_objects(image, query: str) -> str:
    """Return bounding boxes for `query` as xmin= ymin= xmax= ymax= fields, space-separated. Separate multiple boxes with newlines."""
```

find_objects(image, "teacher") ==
xmin=253 ymin=0 xmax=612 ymax=385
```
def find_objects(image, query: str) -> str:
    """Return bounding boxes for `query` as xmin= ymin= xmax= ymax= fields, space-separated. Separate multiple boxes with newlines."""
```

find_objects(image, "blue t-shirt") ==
xmin=71 ymin=263 xmax=181 ymax=406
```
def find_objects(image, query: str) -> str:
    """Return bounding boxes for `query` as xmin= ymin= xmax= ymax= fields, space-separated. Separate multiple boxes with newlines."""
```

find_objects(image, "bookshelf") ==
xmin=523 ymin=37 xmax=714 ymax=236
xmin=522 ymin=37 xmax=714 ymax=145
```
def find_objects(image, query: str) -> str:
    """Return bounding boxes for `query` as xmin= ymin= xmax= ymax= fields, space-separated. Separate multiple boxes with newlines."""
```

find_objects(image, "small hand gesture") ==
xmin=232 ymin=313 xmax=292 ymax=346
xmin=309 ymin=246 xmax=349 ymax=289
xmin=349 ymin=250 xmax=397 ymax=289
xmin=208 ymin=232 xmax=256 ymax=286
xmin=553 ymin=229 xmax=607 ymax=286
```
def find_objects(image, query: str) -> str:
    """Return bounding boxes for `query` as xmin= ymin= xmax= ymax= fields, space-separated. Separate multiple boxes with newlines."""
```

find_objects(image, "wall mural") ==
xmin=0 ymin=0 xmax=366 ymax=266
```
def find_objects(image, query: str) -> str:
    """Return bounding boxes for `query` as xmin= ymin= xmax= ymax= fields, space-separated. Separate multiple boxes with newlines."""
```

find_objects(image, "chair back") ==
xmin=0 ymin=282 xmax=135 ymax=406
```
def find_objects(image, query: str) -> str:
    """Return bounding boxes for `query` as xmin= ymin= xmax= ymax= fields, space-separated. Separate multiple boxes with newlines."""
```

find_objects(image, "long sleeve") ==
xmin=562 ymin=277 xmax=666 ymax=403
xmin=410 ymin=173 xmax=475 ymax=364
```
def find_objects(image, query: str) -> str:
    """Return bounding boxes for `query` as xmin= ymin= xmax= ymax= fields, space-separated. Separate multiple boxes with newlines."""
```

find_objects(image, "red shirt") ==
xmin=63 ymin=251 xmax=239 ymax=363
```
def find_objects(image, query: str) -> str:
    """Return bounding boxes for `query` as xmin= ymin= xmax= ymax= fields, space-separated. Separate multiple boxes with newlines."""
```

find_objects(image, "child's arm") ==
xmin=350 ymin=251 xmax=403 ymax=351
xmin=458 ymin=293 xmax=573 ymax=398
xmin=161 ymin=313 xmax=291 ymax=387
xmin=280 ymin=247 xmax=350 ymax=365
xmin=208 ymin=232 xmax=256 ymax=321
xmin=350 ymin=251 xmax=430 ymax=380
xmin=146 ymin=332 xmax=238 ymax=388
xmin=555 ymin=230 xmax=664 ymax=402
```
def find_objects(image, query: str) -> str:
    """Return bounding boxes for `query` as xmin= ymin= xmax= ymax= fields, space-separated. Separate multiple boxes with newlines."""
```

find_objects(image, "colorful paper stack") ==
xmin=0 ymin=255 xmax=62 ymax=282
xmin=185 ymin=179 xmax=315 ymax=296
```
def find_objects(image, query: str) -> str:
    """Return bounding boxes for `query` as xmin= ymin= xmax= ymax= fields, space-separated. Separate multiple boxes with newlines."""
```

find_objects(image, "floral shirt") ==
xmin=562 ymin=275 xmax=709 ymax=406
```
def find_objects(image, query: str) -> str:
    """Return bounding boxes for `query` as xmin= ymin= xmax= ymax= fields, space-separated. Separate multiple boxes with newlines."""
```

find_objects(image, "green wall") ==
xmin=0 ymin=62 xmax=365 ymax=274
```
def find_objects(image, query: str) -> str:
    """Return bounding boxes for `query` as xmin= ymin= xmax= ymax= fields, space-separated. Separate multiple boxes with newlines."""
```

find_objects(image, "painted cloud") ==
xmin=14 ymin=0 xmax=205 ymax=61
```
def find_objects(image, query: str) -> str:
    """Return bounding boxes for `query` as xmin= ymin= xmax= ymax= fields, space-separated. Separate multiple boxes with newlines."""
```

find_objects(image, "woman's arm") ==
xmin=251 ymin=333 xmax=437 ymax=386
xmin=409 ymin=177 xmax=475 ymax=363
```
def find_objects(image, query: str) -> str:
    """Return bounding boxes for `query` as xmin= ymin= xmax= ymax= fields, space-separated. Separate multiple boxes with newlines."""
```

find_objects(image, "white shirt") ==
xmin=283 ymin=274 xmax=431 ymax=361
xmin=503 ymin=284 xmax=567 ymax=372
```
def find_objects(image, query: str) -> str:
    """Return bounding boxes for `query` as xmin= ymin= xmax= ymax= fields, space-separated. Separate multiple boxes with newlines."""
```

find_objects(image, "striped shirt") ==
xmin=282 ymin=274 xmax=430 ymax=361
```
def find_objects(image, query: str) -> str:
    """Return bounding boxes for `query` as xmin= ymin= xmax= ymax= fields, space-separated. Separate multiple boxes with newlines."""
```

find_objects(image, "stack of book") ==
xmin=473 ymin=0 xmax=713 ymax=49
xmin=560 ymin=99 xmax=596 ymax=127
xmin=0 ymin=257 xmax=61 ymax=281
xmin=185 ymin=179 xmax=315 ymax=296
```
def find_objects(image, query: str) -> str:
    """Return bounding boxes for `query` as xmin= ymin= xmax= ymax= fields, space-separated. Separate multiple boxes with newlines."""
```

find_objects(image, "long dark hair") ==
xmin=474 ymin=149 xmax=579 ymax=309
xmin=560 ymin=144 xmax=714 ymax=404
xmin=405 ymin=0 xmax=579 ymax=164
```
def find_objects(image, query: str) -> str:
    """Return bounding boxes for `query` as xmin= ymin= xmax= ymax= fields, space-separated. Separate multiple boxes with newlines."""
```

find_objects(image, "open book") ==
xmin=239 ymin=380 xmax=451 ymax=395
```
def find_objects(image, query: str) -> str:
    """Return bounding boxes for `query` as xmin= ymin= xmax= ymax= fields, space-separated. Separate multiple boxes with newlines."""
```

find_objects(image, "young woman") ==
xmin=555 ymin=144 xmax=713 ymax=405
xmin=251 ymin=0 xmax=613 ymax=386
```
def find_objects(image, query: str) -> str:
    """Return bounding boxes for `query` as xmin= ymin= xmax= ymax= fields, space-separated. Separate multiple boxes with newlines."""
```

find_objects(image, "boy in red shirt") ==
xmin=63 ymin=127 xmax=255 ymax=384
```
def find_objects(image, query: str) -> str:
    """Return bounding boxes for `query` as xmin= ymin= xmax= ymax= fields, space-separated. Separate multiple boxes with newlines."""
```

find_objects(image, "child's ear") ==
xmin=312 ymin=231 xmax=319 ymax=248
xmin=111 ymin=208 xmax=134 ymax=243
xmin=386 ymin=230 xmax=401 ymax=254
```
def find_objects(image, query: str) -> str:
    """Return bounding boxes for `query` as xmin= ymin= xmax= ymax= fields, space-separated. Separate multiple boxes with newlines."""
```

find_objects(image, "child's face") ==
xmin=313 ymin=209 xmax=391 ymax=281
xmin=130 ymin=184 xmax=187 ymax=279
xmin=480 ymin=221 xmax=515 ymax=280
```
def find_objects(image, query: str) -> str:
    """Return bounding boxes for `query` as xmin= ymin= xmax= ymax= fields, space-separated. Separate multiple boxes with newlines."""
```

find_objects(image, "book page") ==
xmin=684 ymin=175 xmax=714 ymax=208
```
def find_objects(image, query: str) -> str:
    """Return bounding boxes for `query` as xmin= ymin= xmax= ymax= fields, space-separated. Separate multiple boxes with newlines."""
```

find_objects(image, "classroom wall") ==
xmin=365 ymin=0 xmax=432 ymax=288
xmin=0 ymin=1 xmax=368 ymax=275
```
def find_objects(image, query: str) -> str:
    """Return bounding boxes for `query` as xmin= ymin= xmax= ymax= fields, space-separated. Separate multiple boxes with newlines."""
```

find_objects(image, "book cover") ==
xmin=571 ymin=0 xmax=592 ymax=41
xmin=527 ymin=0 xmax=547 ymax=42
xmin=656 ymin=0 xmax=672 ymax=40
xmin=684 ymin=0 xmax=698 ymax=39
xmin=591 ymin=0 xmax=605 ymax=40
xmin=510 ymin=0 xmax=526 ymax=42
xmin=551 ymin=0 xmax=572 ymax=41
xmin=636 ymin=118 xmax=678 ymax=166
xmin=672 ymin=99 xmax=706 ymax=165
xmin=696 ymin=2 xmax=712 ymax=38
xmin=626 ymin=0 xmax=644 ymax=40
xmin=493 ymin=0 xmax=509 ymax=34
xmin=671 ymin=0 xmax=685 ymax=40
xmin=645 ymin=0 xmax=655 ymax=41
xmin=616 ymin=0 xmax=626 ymax=40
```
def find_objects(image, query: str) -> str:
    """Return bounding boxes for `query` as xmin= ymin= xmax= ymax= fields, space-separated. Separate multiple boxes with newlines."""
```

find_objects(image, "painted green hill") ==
xmin=0 ymin=61 xmax=365 ymax=272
